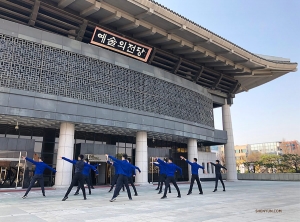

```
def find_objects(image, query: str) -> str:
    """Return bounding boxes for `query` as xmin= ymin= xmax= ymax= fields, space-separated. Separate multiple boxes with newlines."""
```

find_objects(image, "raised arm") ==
xmin=186 ymin=159 xmax=193 ymax=165
xmin=62 ymin=157 xmax=77 ymax=165
xmin=210 ymin=162 xmax=216 ymax=166
xmin=157 ymin=158 xmax=167 ymax=165
xmin=153 ymin=162 xmax=159 ymax=166
xmin=108 ymin=155 xmax=122 ymax=163
xmin=24 ymin=157 xmax=38 ymax=165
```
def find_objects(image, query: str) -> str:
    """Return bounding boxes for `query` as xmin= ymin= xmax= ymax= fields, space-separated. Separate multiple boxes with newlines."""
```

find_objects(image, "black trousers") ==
xmin=64 ymin=172 xmax=86 ymax=198
xmin=76 ymin=175 xmax=91 ymax=194
xmin=112 ymin=174 xmax=131 ymax=199
xmin=188 ymin=174 xmax=203 ymax=193
xmin=89 ymin=173 xmax=94 ymax=188
xmin=24 ymin=174 xmax=44 ymax=196
xmin=110 ymin=174 xmax=124 ymax=191
xmin=215 ymin=174 xmax=225 ymax=190
xmin=128 ymin=176 xmax=137 ymax=195
xmin=159 ymin=174 xmax=171 ymax=193
xmin=163 ymin=176 xmax=180 ymax=197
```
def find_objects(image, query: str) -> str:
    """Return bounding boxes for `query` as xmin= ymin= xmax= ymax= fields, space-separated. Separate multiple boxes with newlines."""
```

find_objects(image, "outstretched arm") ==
xmin=62 ymin=157 xmax=77 ymax=165
xmin=157 ymin=158 xmax=167 ymax=165
xmin=221 ymin=165 xmax=227 ymax=170
xmin=46 ymin=164 xmax=57 ymax=173
xmin=153 ymin=162 xmax=159 ymax=166
xmin=176 ymin=165 xmax=183 ymax=176
xmin=135 ymin=166 xmax=141 ymax=173
xmin=198 ymin=164 xmax=204 ymax=169
xmin=210 ymin=162 xmax=216 ymax=166
xmin=107 ymin=154 xmax=122 ymax=163
xmin=24 ymin=157 xmax=38 ymax=165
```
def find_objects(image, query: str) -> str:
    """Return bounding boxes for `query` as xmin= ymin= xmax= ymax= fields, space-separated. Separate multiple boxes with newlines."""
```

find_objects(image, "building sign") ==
xmin=90 ymin=27 xmax=152 ymax=62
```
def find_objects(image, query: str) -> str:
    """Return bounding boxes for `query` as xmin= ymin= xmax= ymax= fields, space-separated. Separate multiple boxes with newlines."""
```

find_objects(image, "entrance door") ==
xmin=0 ymin=151 xmax=27 ymax=189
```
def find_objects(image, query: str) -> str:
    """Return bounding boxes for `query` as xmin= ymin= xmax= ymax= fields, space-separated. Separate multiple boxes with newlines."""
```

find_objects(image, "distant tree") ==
xmin=281 ymin=154 xmax=300 ymax=173
xmin=246 ymin=152 xmax=262 ymax=173
xmin=260 ymin=154 xmax=280 ymax=173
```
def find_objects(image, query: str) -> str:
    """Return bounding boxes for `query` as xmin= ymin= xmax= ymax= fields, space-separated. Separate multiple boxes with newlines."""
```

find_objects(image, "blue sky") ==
xmin=157 ymin=0 xmax=300 ymax=145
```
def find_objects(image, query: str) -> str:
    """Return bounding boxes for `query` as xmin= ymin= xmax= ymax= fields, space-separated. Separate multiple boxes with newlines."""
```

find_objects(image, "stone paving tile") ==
xmin=0 ymin=180 xmax=299 ymax=221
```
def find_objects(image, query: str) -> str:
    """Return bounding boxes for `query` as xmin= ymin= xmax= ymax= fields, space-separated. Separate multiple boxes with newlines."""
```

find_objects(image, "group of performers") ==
xmin=20 ymin=154 xmax=227 ymax=201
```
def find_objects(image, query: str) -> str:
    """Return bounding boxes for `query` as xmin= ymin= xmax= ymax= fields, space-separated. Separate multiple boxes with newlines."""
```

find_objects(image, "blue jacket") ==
xmin=157 ymin=159 xmax=182 ymax=177
xmin=128 ymin=164 xmax=141 ymax=177
xmin=25 ymin=157 xmax=56 ymax=175
xmin=62 ymin=157 xmax=98 ymax=175
xmin=108 ymin=155 xmax=135 ymax=177
xmin=154 ymin=162 xmax=167 ymax=175
xmin=107 ymin=160 xmax=123 ymax=175
xmin=186 ymin=160 xmax=204 ymax=175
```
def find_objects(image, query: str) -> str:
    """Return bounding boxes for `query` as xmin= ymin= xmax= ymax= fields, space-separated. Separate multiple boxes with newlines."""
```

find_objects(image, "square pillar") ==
xmin=135 ymin=131 xmax=148 ymax=184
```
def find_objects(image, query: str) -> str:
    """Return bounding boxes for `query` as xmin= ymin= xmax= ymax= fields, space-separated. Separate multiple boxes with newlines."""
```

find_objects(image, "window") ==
xmin=202 ymin=162 xmax=205 ymax=173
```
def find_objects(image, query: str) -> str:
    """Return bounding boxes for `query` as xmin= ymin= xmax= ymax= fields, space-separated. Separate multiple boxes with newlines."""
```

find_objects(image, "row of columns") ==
xmin=54 ymin=103 xmax=236 ymax=187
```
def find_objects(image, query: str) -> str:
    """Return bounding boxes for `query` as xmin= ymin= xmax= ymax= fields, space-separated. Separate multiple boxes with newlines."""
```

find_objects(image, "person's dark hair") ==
xmin=128 ymin=157 xmax=131 ymax=163
xmin=169 ymin=157 xmax=173 ymax=162
xmin=216 ymin=160 xmax=220 ymax=163
xmin=122 ymin=154 xmax=128 ymax=160
xmin=79 ymin=154 xmax=84 ymax=160
xmin=85 ymin=158 xmax=89 ymax=162
xmin=194 ymin=158 xmax=197 ymax=162
xmin=163 ymin=158 xmax=168 ymax=162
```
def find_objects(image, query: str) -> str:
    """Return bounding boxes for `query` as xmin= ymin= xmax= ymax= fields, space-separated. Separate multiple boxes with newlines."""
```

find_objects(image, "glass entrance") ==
xmin=0 ymin=151 xmax=27 ymax=189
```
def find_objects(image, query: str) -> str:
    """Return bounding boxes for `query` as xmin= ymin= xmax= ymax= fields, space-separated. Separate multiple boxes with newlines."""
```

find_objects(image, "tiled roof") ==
xmin=148 ymin=0 xmax=296 ymax=65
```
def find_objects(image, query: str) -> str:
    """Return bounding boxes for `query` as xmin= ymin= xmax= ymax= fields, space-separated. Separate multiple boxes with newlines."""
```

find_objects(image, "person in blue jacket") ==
xmin=154 ymin=158 xmax=171 ymax=194
xmin=72 ymin=159 xmax=99 ymax=195
xmin=22 ymin=156 xmax=56 ymax=199
xmin=61 ymin=154 xmax=88 ymax=201
xmin=106 ymin=154 xmax=135 ymax=202
xmin=180 ymin=156 xmax=205 ymax=195
xmin=127 ymin=158 xmax=141 ymax=196
xmin=107 ymin=160 xmax=125 ymax=193
xmin=156 ymin=157 xmax=182 ymax=199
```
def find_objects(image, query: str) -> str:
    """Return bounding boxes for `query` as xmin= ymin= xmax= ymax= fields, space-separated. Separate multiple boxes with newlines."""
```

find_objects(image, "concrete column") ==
xmin=222 ymin=100 xmax=237 ymax=181
xmin=54 ymin=122 xmax=75 ymax=187
xmin=135 ymin=131 xmax=148 ymax=184
xmin=187 ymin=138 xmax=198 ymax=181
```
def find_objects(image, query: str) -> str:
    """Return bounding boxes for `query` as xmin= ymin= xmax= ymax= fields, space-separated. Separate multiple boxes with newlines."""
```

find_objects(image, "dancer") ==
xmin=153 ymin=158 xmax=171 ymax=194
xmin=22 ymin=156 xmax=56 ymax=199
xmin=73 ymin=159 xmax=99 ymax=195
xmin=180 ymin=156 xmax=205 ymax=195
xmin=107 ymin=160 xmax=125 ymax=193
xmin=156 ymin=157 xmax=182 ymax=199
xmin=208 ymin=160 xmax=227 ymax=192
xmin=61 ymin=154 xmax=87 ymax=201
xmin=127 ymin=158 xmax=141 ymax=196
xmin=106 ymin=154 xmax=135 ymax=202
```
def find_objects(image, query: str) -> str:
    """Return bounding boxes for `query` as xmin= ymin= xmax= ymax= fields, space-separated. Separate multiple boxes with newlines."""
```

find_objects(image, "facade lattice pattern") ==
xmin=0 ymin=34 xmax=214 ymax=127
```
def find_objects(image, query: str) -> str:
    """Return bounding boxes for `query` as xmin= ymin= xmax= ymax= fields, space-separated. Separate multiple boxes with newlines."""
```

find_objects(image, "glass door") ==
xmin=0 ymin=151 xmax=27 ymax=189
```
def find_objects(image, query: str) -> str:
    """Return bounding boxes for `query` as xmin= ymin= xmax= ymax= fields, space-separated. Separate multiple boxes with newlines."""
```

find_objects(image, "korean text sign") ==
xmin=91 ymin=27 xmax=152 ymax=62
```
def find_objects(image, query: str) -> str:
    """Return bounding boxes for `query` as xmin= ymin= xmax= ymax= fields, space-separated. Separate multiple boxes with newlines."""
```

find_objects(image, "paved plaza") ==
xmin=0 ymin=180 xmax=299 ymax=222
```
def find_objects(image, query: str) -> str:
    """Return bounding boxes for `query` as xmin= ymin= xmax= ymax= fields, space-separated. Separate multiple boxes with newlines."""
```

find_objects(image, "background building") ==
xmin=0 ymin=0 xmax=297 ymax=188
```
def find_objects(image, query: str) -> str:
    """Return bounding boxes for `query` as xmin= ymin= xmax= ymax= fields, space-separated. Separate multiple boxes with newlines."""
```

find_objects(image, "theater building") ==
xmin=0 ymin=0 xmax=297 ymax=188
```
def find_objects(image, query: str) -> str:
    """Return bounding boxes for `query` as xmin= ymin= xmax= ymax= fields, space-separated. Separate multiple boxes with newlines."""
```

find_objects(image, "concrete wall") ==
xmin=222 ymin=173 xmax=300 ymax=181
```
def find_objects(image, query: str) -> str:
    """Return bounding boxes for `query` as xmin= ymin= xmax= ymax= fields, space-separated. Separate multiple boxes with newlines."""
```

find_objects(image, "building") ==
xmin=0 ymin=0 xmax=297 ymax=188
xmin=247 ymin=142 xmax=282 ymax=155
xmin=279 ymin=140 xmax=300 ymax=154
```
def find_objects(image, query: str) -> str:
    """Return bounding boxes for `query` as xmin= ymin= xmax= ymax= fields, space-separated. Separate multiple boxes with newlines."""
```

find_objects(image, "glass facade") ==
xmin=248 ymin=142 xmax=281 ymax=154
